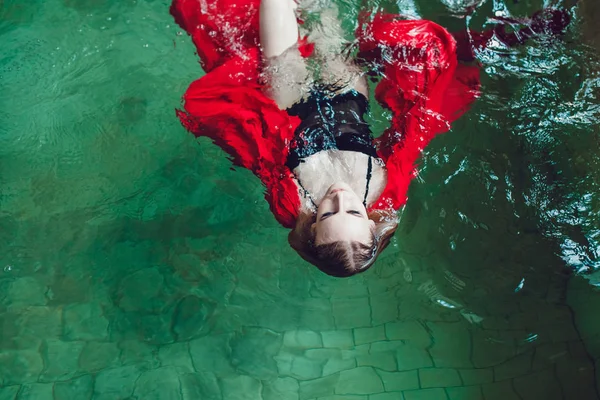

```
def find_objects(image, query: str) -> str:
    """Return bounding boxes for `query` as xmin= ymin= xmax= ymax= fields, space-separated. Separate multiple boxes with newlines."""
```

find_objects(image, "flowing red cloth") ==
xmin=355 ymin=14 xmax=480 ymax=209
xmin=171 ymin=0 xmax=306 ymax=228
xmin=170 ymin=0 xmax=479 ymax=227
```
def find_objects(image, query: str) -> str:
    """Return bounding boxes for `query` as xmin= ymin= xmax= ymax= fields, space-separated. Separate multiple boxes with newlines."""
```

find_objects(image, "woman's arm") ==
xmin=259 ymin=0 xmax=299 ymax=58
xmin=172 ymin=0 xmax=303 ymax=227
xmin=358 ymin=8 xmax=569 ymax=211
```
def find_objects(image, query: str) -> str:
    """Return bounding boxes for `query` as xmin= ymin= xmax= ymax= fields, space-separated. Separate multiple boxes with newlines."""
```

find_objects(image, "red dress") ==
xmin=170 ymin=0 xmax=567 ymax=228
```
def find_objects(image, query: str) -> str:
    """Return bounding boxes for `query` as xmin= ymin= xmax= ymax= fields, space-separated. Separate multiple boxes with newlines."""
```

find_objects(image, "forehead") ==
xmin=315 ymin=214 xmax=372 ymax=244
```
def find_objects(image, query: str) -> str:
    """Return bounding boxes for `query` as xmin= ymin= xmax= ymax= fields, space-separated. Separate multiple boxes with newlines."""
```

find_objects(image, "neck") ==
xmin=292 ymin=150 xmax=387 ymax=211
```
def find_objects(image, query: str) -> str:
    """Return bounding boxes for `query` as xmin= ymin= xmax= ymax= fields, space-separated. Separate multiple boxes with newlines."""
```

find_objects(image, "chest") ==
xmin=292 ymin=150 xmax=387 ymax=211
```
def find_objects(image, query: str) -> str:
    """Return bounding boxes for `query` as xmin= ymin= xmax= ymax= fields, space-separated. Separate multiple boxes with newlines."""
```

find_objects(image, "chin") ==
xmin=326 ymin=182 xmax=353 ymax=193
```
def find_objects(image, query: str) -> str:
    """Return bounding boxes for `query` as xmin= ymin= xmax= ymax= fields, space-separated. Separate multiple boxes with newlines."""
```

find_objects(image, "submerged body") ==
xmin=170 ymin=0 xmax=569 ymax=276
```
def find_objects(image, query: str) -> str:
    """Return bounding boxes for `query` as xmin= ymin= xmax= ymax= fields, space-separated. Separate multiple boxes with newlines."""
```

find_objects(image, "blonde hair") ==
xmin=288 ymin=209 xmax=398 ymax=277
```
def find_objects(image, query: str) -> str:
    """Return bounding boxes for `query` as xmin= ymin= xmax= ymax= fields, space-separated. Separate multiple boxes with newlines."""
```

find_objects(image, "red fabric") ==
xmin=170 ymin=0 xmax=305 ymax=228
xmin=170 ymin=0 xmax=478 ymax=226
xmin=355 ymin=14 xmax=480 ymax=210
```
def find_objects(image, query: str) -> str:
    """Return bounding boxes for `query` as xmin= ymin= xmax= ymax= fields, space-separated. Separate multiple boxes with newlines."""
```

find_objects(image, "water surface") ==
xmin=1 ymin=0 xmax=600 ymax=399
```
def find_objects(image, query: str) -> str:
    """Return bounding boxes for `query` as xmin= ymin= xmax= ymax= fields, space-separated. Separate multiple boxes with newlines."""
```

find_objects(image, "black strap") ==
xmin=294 ymin=174 xmax=319 ymax=210
xmin=363 ymin=156 xmax=373 ymax=208
xmin=295 ymin=156 xmax=374 ymax=211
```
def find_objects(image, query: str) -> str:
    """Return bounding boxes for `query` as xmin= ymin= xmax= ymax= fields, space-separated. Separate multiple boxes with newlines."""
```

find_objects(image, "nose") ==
xmin=333 ymin=191 xmax=344 ymax=211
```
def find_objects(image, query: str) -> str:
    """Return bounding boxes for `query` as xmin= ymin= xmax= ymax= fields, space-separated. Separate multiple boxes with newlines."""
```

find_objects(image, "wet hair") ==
xmin=288 ymin=209 xmax=398 ymax=277
xmin=312 ymin=237 xmax=376 ymax=277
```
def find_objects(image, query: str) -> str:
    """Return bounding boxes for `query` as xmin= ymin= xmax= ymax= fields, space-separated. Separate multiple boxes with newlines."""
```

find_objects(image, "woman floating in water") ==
xmin=170 ymin=0 xmax=569 ymax=277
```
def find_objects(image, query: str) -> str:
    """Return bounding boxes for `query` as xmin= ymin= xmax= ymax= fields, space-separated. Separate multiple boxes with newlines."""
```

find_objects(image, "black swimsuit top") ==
xmin=285 ymin=89 xmax=378 ymax=170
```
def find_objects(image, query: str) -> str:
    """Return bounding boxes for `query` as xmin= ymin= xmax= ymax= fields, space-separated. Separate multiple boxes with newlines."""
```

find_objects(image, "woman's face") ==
xmin=312 ymin=183 xmax=375 ymax=245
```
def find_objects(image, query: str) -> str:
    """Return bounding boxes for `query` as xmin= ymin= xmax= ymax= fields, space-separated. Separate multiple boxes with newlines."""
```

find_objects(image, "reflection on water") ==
xmin=1 ymin=0 xmax=600 ymax=398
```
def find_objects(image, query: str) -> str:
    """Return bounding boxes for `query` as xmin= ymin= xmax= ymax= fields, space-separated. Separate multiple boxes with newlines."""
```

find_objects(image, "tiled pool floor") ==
xmin=1 ymin=235 xmax=598 ymax=400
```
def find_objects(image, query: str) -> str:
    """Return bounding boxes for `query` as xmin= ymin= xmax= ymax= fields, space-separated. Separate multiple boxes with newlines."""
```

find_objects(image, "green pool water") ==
xmin=2 ymin=0 xmax=600 ymax=399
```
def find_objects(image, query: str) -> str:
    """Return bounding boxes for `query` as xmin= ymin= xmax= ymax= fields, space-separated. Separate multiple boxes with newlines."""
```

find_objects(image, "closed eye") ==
xmin=347 ymin=210 xmax=362 ymax=216
xmin=320 ymin=212 xmax=334 ymax=221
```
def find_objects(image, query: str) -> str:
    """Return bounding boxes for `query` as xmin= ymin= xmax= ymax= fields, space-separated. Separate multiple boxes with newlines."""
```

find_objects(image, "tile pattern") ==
xmin=1 ymin=243 xmax=598 ymax=400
